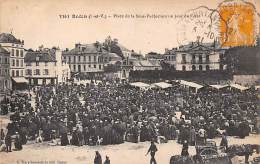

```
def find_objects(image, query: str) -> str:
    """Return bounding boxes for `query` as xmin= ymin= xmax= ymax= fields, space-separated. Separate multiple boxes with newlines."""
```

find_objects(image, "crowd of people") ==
xmin=0 ymin=80 xmax=258 ymax=152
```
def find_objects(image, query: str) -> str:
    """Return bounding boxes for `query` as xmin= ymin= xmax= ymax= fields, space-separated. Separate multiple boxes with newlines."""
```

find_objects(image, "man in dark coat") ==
xmin=14 ymin=132 xmax=22 ymax=150
xmin=181 ymin=140 xmax=189 ymax=156
xmin=60 ymin=133 xmax=69 ymax=146
xmin=220 ymin=132 xmax=228 ymax=151
xmin=146 ymin=141 xmax=158 ymax=164
xmin=94 ymin=151 xmax=102 ymax=164
xmin=5 ymin=133 xmax=12 ymax=152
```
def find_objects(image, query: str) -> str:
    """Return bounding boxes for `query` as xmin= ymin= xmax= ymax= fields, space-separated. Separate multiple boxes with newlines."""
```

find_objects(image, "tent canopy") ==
xmin=130 ymin=82 xmax=150 ymax=89
xmin=230 ymin=84 xmax=249 ymax=91
xmin=210 ymin=84 xmax=229 ymax=90
xmin=180 ymin=80 xmax=204 ymax=89
xmin=152 ymin=82 xmax=172 ymax=89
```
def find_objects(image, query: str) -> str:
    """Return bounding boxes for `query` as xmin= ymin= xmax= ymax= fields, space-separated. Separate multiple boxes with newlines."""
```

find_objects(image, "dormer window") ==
xmin=36 ymin=56 xmax=40 ymax=61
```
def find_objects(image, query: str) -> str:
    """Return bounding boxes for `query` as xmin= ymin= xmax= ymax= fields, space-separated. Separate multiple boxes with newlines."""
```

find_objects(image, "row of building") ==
xmin=0 ymin=33 xmax=227 ymax=94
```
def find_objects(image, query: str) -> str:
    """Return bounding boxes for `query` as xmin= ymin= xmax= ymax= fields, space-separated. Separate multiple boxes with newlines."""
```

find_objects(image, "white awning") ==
xmin=12 ymin=77 xmax=29 ymax=83
xmin=230 ymin=84 xmax=249 ymax=91
xmin=255 ymin=85 xmax=260 ymax=90
xmin=152 ymin=82 xmax=172 ymax=89
xmin=210 ymin=84 xmax=229 ymax=89
xmin=130 ymin=82 xmax=150 ymax=89
xmin=180 ymin=80 xmax=204 ymax=89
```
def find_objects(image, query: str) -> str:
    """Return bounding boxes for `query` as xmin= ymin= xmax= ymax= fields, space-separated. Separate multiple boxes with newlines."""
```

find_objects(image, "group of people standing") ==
xmin=0 ymin=80 xmax=258 ymax=155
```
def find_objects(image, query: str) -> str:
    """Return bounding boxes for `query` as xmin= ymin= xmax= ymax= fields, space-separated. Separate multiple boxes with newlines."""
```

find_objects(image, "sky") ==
xmin=0 ymin=0 xmax=259 ymax=54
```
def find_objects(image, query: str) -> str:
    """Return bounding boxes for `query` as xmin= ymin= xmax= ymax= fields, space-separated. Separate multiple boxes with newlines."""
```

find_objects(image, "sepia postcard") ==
xmin=0 ymin=0 xmax=259 ymax=164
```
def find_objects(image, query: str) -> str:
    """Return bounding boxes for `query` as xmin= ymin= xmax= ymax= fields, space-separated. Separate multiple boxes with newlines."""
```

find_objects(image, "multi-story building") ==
xmin=62 ymin=42 xmax=122 ymax=79
xmin=0 ymin=33 xmax=28 ymax=89
xmin=0 ymin=46 xmax=11 ymax=94
xmin=25 ymin=48 xmax=70 ymax=85
xmin=165 ymin=42 xmax=226 ymax=71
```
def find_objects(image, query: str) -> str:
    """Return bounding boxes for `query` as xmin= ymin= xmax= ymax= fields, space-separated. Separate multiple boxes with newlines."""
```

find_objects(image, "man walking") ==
xmin=146 ymin=141 xmax=158 ymax=164
xmin=5 ymin=133 xmax=12 ymax=152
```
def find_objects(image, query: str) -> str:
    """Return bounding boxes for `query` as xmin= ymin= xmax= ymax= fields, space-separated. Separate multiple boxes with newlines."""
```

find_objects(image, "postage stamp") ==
xmin=219 ymin=3 xmax=255 ymax=47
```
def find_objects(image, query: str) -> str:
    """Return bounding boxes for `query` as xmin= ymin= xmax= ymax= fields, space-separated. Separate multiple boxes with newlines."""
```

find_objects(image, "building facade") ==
xmin=165 ymin=42 xmax=226 ymax=71
xmin=0 ymin=47 xmax=11 ymax=94
xmin=0 ymin=33 xmax=27 ymax=89
xmin=25 ymin=49 xmax=70 ymax=85
xmin=62 ymin=43 xmax=122 ymax=79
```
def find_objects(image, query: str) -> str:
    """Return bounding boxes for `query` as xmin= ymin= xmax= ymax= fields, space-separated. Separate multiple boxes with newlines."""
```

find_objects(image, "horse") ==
xmin=227 ymin=144 xmax=259 ymax=164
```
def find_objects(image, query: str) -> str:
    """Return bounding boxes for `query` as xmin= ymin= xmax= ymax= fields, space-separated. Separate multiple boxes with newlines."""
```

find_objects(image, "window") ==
xmin=68 ymin=56 xmax=71 ymax=63
xmin=182 ymin=54 xmax=186 ymax=63
xmin=83 ymin=56 xmax=86 ymax=61
xmin=20 ymin=70 xmax=23 ymax=76
xmin=109 ymin=57 xmax=112 ymax=61
xmin=0 ymin=69 xmax=1 ymax=76
xmin=26 ymin=69 xmax=32 ymax=75
xmin=11 ymin=49 xmax=14 ymax=56
xmin=16 ymin=50 xmax=19 ymax=57
xmin=94 ymin=56 xmax=97 ymax=62
xmin=99 ymin=65 xmax=102 ymax=70
xmin=89 ymin=64 xmax=91 ymax=68
xmin=12 ymin=70 xmax=15 ymax=77
xmin=199 ymin=55 xmax=202 ymax=63
xmin=220 ymin=64 xmax=223 ymax=70
xmin=83 ymin=65 xmax=86 ymax=71
xmin=16 ymin=70 xmax=19 ymax=76
xmin=44 ymin=69 xmax=49 ymax=75
xmin=206 ymin=65 xmax=210 ymax=71
xmin=192 ymin=65 xmax=196 ymax=71
xmin=35 ymin=69 xmax=40 ymax=75
xmin=206 ymin=55 xmax=209 ymax=62
xmin=74 ymin=56 xmax=76 ymax=62
xmin=182 ymin=65 xmax=186 ymax=71
xmin=0 ymin=57 xmax=1 ymax=63
xmin=94 ymin=64 xmax=96 ymax=68
xmin=89 ymin=56 xmax=91 ymax=62
xmin=21 ymin=60 xmax=23 ymax=67
xmin=199 ymin=65 xmax=203 ymax=71
xmin=5 ymin=58 xmax=8 ymax=64
xmin=78 ymin=65 xmax=81 ymax=72
xmin=20 ymin=50 xmax=23 ymax=57
xmin=73 ymin=65 xmax=76 ymax=71
xmin=16 ymin=60 xmax=19 ymax=67
xmin=36 ymin=62 xmax=39 ymax=66
xmin=45 ymin=62 xmax=48 ymax=66
xmin=12 ymin=59 xmax=15 ymax=66
xmin=5 ymin=69 xmax=8 ymax=75
xmin=78 ymin=56 xmax=81 ymax=62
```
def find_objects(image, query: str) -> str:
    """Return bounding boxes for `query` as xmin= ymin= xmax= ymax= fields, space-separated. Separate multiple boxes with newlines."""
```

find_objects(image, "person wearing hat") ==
xmin=146 ymin=141 xmax=158 ymax=164
xmin=5 ymin=132 xmax=12 ymax=152
xmin=220 ymin=132 xmax=228 ymax=152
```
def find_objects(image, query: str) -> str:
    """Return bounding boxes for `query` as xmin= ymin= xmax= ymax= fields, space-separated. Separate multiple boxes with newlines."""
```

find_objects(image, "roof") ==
xmin=230 ymin=84 xmax=249 ymax=91
xmin=25 ymin=51 xmax=56 ymax=62
xmin=210 ymin=84 xmax=229 ymax=89
xmin=12 ymin=77 xmax=28 ymax=83
xmin=130 ymin=82 xmax=150 ymax=88
xmin=134 ymin=60 xmax=161 ymax=67
xmin=117 ymin=43 xmax=130 ymax=51
xmin=0 ymin=47 xmax=9 ymax=54
xmin=152 ymin=82 xmax=172 ymax=89
xmin=180 ymin=80 xmax=204 ymax=89
xmin=0 ymin=33 xmax=22 ymax=44
xmin=63 ymin=43 xmax=108 ymax=55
